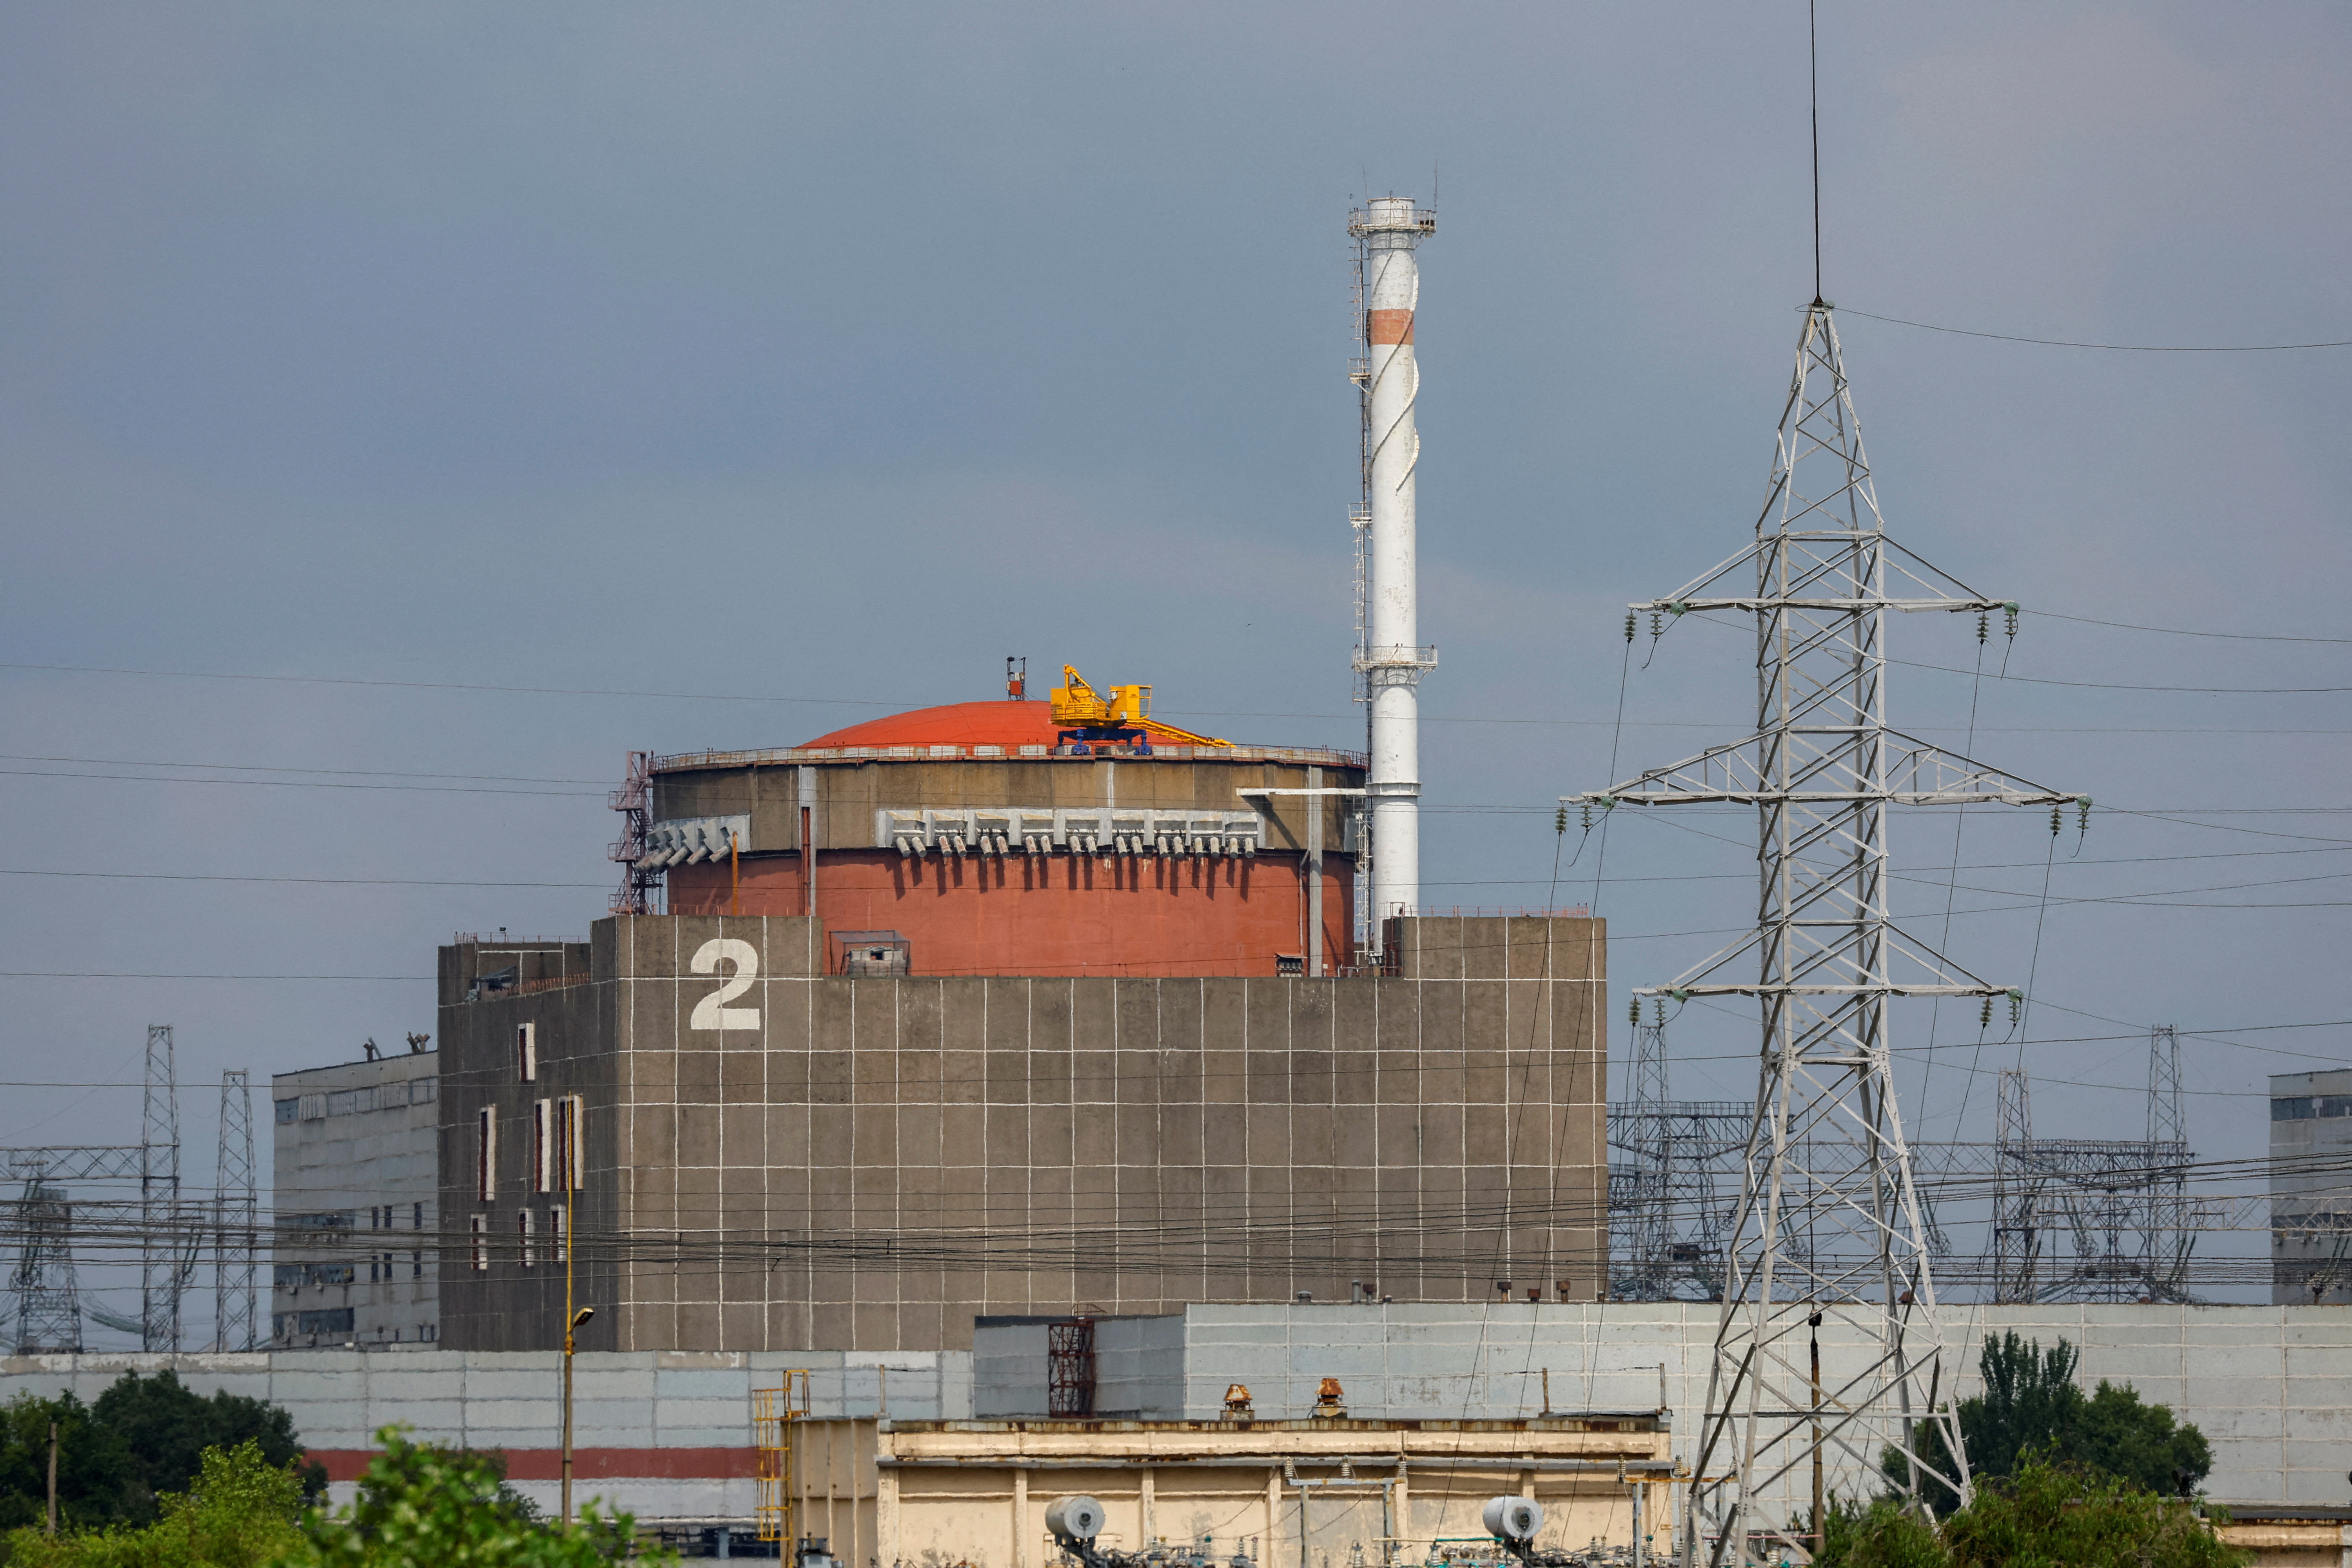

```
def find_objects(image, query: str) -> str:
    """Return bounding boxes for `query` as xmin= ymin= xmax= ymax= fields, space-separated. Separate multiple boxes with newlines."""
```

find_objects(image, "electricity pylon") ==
xmin=1991 ymin=1070 xmax=2042 ymax=1303
xmin=1568 ymin=302 xmax=2082 ymax=1564
xmin=214 ymin=1071 xmax=258 ymax=1352
xmin=140 ymin=1024 xmax=184 ymax=1352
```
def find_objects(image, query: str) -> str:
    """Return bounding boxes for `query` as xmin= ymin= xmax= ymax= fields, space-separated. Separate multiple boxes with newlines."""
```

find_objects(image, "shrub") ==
xmin=0 ymin=1439 xmax=307 ymax=1568
xmin=294 ymin=1426 xmax=675 ymax=1566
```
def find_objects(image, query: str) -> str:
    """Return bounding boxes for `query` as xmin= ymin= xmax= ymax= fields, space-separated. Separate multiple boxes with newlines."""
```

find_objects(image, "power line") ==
xmin=1840 ymin=307 xmax=2352 ymax=353
xmin=2032 ymin=610 xmax=2352 ymax=646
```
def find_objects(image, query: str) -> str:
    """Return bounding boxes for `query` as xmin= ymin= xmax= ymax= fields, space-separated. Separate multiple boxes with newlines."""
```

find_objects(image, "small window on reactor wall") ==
xmin=516 ymin=1022 xmax=537 ymax=1082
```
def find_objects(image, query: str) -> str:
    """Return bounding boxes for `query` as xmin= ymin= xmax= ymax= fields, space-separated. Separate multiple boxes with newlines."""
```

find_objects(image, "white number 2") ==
xmin=689 ymin=938 xmax=761 ymax=1031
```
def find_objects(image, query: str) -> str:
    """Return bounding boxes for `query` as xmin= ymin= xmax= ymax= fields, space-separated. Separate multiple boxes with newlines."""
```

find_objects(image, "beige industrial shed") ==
xmin=779 ymin=1413 xmax=1673 ymax=1568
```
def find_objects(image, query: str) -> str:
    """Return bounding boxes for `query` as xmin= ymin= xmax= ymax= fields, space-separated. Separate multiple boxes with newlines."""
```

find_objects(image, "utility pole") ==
xmin=1809 ymin=1311 xmax=1825 ymax=1552
xmin=1570 ymin=303 xmax=2082 ymax=1564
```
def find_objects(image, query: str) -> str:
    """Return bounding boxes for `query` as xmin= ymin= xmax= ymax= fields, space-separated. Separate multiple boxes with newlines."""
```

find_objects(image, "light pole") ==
xmin=563 ymin=1300 xmax=594 ymax=1525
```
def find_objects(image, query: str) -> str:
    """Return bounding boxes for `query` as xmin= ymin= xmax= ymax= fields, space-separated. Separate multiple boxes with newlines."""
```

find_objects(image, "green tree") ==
xmin=0 ymin=1391 xmax=138 ymax=1531
xmin=1891 ymin=1334 xmax=2212 ymax=1512
xmin=1817 ymin=1461 xmax=2248 ymax=1568
xmin=1 ymin=1439 xmax=308 ymax=1568
xmin=90 ymin=1371 xmax=326 ymax=1520
xmin=1942 ymin=1459 xmax=2243 ymax=1568
xmin=293 ymin=1426 xmax=675 ymax=1566
xmin=2071 ymin=1379 xmax=2214 ymax=1499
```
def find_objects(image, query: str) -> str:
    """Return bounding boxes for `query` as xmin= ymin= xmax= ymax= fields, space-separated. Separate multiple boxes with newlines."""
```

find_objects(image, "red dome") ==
xmin=800 ymin=701 xmax=1066 ymax=750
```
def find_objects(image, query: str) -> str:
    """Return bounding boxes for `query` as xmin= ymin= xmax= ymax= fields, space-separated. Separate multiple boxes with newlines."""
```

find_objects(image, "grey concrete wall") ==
xmin=270 ymin=1051 xmax=441 ymax=1347
xmin=975 ymin=1303 xmax=2352 ymax=1509
xmin=971 ymin=1315 xmax=1185 ymax=1417
xmin=0 ymin=1347 xmax=973 ymax=1520
xmin=441 ymin=915 xmax=1608 ymax=1356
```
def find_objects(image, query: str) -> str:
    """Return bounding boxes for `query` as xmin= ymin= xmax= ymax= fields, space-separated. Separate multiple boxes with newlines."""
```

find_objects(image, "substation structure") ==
xmin=2 ymin=1025 xmax=258 ymax=1354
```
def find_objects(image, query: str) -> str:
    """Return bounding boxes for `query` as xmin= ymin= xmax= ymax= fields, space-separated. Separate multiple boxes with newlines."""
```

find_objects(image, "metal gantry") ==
xmin=1985 ymin=1042 xmax=2192 ymax=1306
xmin=9 ymin=1167 xmax=83 ymax=1354
xmin=1569 ymin=303 xmax=2081 ymax=1564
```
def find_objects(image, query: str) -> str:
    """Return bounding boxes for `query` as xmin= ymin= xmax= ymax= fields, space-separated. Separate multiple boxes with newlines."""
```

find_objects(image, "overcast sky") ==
xmin=4 ymin=3 xmax=2346 ymax=1334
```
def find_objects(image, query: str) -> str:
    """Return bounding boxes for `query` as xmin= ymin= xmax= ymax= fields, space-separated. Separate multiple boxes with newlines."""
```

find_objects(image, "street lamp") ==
xmin=563 ymin=1303 xmax=594 ymax=1525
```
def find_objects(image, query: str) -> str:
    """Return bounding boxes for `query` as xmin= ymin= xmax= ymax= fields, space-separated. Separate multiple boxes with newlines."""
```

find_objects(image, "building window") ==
xmin=534 ymin=1098 xmax=554 ymax=1193
xmin=412 ymin=1247 xmax=423 ymax=1279
xmin=518 ymin=1208 xmax=534 ymax=1269
xmin=412 ymin=1200 xmax=424 ymax=1229
xmin=299 ymin=1093 xmax=327 ymax=1121
xmin=477 ymin=1108 xmax=497 ymax=1201
xmin=517 ymin=1022 xmax=537 ymax=1082
xmin=273 ymin=1098 xmax=299 ymax=1124
xmin=550 ymin=1203 xmax=566 ymax=1264
xmin=470 ymin=1213 xmax=488 ymax=1271
xmin=559 ymin=1095 xmax=585 ymax=1191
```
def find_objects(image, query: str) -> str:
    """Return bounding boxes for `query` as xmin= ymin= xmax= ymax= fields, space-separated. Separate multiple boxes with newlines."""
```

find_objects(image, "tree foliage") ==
xmin=1894 ymin=1334 xmax=2212 ymax=1513
xmin=293 ymin=1426 xmax=675 ymax=1566
xmin=0 ymin=1372 xmax=325 ymax=1533
xmin=0 ymin=1392 xmax=136 ymax=1532
xmin=92 ymin=1372 xmax=326 ymax=1519
xmin=1819 ymin=1460 xmax=2247 ymax=1568
xmin=1 ymin=1439 xmax=308 ymax=1568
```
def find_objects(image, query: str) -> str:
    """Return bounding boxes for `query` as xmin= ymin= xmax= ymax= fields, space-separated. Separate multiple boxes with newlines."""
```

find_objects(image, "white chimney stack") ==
xmin=1350 ymin=196 xmax=1435 ymax=933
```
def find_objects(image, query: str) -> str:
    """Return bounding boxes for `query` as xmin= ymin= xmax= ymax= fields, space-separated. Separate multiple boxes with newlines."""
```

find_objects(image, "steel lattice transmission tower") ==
xmin=1568 ymin=303 xmax=2082 ymax=1563
xmin=2143 ymin=1025 xmax=2190 ymax=1293
xmin=214 ymin=1071 xmax=258 ymax=1352
xmin=1991 ymin=1069 xmax=2043 ymax=1303
xmin=140 ymin=1024 xmax=185 ymax=1352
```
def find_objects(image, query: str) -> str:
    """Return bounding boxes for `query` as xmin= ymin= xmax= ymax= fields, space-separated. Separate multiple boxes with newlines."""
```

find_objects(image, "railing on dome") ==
xmin=650 ymin=742 xmax=1369 ymax=772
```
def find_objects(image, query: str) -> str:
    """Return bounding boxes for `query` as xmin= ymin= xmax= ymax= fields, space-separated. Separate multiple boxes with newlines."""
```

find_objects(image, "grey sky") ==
xmin=3 ymin=4 xmax=2346 ymax=1331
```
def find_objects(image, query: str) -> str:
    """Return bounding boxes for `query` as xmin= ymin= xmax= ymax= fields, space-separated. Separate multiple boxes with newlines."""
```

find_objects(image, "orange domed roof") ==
xmin=801 ymin=701 xmax=1067 ymax=750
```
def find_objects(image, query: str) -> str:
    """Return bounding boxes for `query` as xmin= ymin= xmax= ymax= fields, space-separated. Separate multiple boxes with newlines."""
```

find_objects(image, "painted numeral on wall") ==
xmin=689 ymin=938 xmax=761 ymax=1031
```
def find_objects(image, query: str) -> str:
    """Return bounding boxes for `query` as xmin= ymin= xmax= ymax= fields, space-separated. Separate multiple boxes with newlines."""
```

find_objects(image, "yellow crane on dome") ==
xmin=1047 ymin=664 xmax=1229 ymax=748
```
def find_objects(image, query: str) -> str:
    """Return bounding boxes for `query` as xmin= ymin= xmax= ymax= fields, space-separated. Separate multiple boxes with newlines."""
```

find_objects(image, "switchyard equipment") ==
xmin=1990 ymin=1031 xmax=2193 ymax=1305
xmin=4 ymin=1026 xmax=238 ymax=1353
xmin=1569 ymin=302 xmax=2084 ymax=1563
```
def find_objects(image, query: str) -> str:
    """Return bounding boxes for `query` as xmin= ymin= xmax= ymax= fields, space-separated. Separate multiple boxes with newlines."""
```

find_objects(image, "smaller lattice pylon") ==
xmin=214 ymin=1071 xmax=258 ymax=1352
xmin=1991 ymin=1070 xmax=2041 ymax=1304
xmin=755 ymin=1369 xmax=810 ymax=1544
xmin=2142 ymin=1025 xmax=2194 ymax=1299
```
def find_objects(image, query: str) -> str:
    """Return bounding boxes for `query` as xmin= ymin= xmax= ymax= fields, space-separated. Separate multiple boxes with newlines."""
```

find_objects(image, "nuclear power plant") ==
xmin=16 ymin=190 xmax=2336 ymax=1562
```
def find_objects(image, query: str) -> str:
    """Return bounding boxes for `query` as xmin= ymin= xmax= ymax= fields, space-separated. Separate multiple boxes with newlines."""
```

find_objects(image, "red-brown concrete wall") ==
xmin=666 ymin=849 xmax=1353 ymax=976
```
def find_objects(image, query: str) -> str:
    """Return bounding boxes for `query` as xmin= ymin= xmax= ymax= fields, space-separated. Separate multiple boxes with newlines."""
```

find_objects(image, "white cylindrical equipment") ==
xmin=1352 ymin=196 xmax=1435 ymax=931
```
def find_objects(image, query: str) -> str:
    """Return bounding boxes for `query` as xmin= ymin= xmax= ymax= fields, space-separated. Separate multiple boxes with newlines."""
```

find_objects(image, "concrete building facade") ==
xmin=2272 ymin=1070 xmax=2352 ymax=1305
xmin=270 ymin=1049 xmax=441 ymax=1347
xmin=436 ymin=913 xmax=1609 ymax=1355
